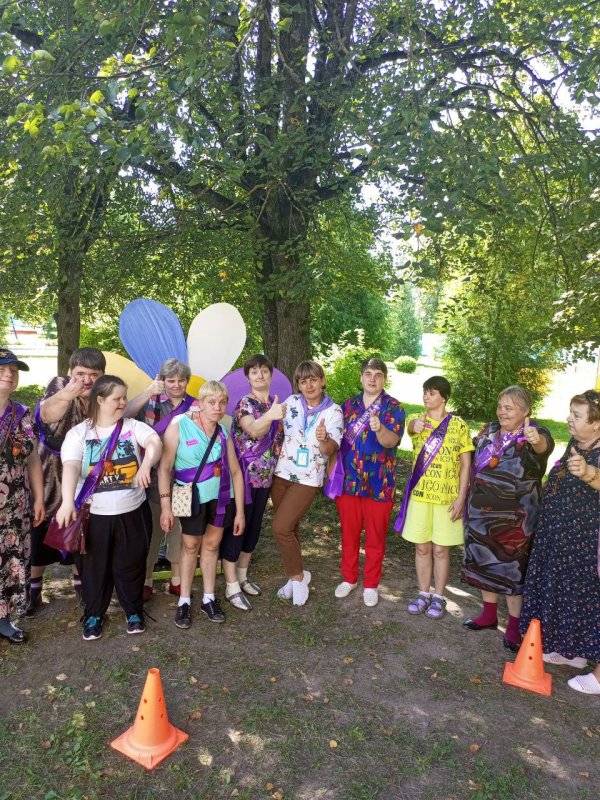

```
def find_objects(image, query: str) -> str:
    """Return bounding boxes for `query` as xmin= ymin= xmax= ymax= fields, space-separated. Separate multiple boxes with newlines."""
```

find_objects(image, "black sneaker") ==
xmin=82 ymin=616 xmax=103 ymax=641
xmin=201 ymin=598 xmax=225 ymax=623
xmin=126 ymin=614 xmax=145 ymax=635
xmin=175 ymin=602 xmax=192 ymax=629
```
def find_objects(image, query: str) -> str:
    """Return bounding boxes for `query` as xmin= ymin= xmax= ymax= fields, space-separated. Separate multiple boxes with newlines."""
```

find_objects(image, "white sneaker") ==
xmin=292 ymin=570 xmax=312 ymax=607
xmin=567 ymin=673 xmax=600 ymax=695
xmin=277 ymin=570 xmax=311 ymax=601
xmin=543 ymin=652 xmax=587 ymax=668
xmin=335 ymin=581 xmax=357 ymax=599
xmin=226 ymin=591 xmax=252 ymax=611
xmin=363 ymin=588 xmax=379 ymax=607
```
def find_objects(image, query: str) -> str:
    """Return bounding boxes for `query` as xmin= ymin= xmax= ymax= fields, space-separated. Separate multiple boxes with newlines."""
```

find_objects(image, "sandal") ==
xmin=407 ymin=594 xmax=431 ymax=615
xmin=426 ymin=596 xmax=447 ymax=619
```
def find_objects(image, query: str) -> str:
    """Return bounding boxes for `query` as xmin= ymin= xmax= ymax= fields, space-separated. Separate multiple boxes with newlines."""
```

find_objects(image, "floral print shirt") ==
xmin=232 ymin=395 xmax=284 ymax=489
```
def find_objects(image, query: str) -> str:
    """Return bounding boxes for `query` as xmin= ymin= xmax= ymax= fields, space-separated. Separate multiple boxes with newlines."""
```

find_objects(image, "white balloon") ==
xmin=187 ymin=303 xmax=246 ymax=380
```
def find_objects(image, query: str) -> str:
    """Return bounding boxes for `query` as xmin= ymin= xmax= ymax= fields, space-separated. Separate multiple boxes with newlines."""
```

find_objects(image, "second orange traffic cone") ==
xmin=111 ymin=667 xmax=188 ymax=769
xmin=503 ymin=618 xmax=552 ymax=697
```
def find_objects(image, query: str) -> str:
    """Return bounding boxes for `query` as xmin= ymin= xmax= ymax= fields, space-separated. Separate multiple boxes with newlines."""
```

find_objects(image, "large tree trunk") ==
xmin=55 ymin=247 xmax=83 ymax=374
xmin=275 ymin=297 xmax=311 ymax=379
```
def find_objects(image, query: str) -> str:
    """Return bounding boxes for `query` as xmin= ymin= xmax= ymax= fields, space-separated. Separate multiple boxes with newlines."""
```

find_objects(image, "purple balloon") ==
xmin=222 ymin=368 xmax=292 ymax=416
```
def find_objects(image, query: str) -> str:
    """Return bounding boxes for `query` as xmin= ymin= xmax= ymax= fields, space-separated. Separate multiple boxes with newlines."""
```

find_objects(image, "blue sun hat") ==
xmin=0 ymin=349 xmax=29 ymax=371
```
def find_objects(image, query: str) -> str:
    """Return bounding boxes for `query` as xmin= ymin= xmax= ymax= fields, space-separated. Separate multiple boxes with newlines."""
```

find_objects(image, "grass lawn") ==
xmin=0 ymin=475 xmax=596 ymax=800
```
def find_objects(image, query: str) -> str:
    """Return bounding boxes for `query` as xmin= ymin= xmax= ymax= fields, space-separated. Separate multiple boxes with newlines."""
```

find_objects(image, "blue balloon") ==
xmin=119 ymin=299 xmax=188 ymax=377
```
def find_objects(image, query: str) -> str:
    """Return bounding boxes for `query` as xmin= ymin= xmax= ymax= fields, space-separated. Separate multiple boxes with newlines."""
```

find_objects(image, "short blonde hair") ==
xmin=197 ymin=380 xmax=228 ymax=401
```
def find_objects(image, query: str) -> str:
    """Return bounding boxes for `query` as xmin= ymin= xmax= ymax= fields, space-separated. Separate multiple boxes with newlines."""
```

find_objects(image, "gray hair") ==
xmin=498 ymin=385 xmax=531 ymax=414
xmin=159 ymin=358 xmax=191 ymax=382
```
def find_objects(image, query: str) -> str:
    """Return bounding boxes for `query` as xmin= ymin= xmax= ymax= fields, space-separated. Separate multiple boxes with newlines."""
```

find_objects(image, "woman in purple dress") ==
xmin=461 ymin=386 xmax=554 ymax=652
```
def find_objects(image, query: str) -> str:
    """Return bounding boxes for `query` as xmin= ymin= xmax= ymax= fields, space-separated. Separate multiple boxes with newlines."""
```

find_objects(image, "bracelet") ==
xmin=159 ymin=492 xmax=171 ymax=499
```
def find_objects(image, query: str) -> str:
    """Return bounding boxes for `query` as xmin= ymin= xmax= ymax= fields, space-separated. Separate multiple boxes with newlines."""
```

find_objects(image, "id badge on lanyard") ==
xmin=295 ymin=409 xmax=319 ymax=468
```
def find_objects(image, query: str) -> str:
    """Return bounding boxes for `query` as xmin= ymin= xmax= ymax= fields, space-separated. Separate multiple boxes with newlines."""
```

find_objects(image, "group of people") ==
xmin=0 ymin=345 xmax=598 ymax=699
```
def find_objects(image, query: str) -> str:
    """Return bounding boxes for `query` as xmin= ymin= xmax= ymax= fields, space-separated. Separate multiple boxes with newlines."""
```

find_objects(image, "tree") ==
xmin=2 ymin=1 xmax=598 ymax=374
xmin=385 ymin=287 xmax=421 ymax=359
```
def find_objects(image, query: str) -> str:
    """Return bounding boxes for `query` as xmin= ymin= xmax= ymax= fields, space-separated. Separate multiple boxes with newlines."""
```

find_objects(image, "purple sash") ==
xmin=473 ymin=426 xmax=526 ymax=474
xmin=234 ymin=398 xmax=280 ymax=503
xmin=393 ymin=414 xmax=453 ymax=534
xmin=174 ymin=427 xmax=231 ymax=526
xmin=299 ymin=394 xmax=334 ymax=427
xmin=324 ymin=392 xmax=389 ymax=500
xmin=75 ymin=420 xmax=124 ymax=511
xmin=33 ymin=401 xmax=62 ymax=456
xmin=0 ymin=401 xmax=28 ymax=451
xmin=152 ymin=394 xmax=195 ymax=436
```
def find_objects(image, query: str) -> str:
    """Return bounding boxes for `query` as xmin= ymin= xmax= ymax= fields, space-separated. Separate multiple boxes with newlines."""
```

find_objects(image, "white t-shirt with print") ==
xmin=274 ymin=395 xmax=343 ymax=487
xmin=61 ymin=418 xmax=156 ymax=515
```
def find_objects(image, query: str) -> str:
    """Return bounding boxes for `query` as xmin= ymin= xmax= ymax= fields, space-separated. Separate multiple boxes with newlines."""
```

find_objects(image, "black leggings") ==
xmin=76 ymin=502 xmax=151 ymax=618
xmin=220 ymin=487 xmax=270 ymax=563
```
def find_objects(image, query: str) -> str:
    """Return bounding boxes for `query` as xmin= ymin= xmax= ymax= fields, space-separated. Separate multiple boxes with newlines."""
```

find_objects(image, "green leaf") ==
xmin=2 ymin=55 xmax=22 ymax=72
xmin=89 ymin=90 xmax=105 ymax=105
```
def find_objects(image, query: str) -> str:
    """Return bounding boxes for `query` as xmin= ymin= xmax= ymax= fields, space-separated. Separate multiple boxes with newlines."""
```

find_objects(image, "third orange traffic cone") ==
xmin=503 ymin=618 xmax=552 ymax=697
xmin=110 ymin=667 xmax=188 ymax=769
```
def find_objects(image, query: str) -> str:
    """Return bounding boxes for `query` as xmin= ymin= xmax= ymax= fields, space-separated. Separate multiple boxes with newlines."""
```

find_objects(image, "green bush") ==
xmin=317 ymin=330 xmax=384 ymax=404
xmin=13 ymin=384 xmax=45 ymax=409
xmin=394 ymin=355 xmax=417 ymax=373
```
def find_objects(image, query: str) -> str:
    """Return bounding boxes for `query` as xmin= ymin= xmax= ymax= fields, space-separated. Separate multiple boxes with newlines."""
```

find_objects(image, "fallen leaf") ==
xmin=188 ymin=708 xmax=203 ymax=721
xmin=56 ymin=674 xmax=67 ymax=682
xmin=269 ymin=676 xmax=278 ymax=683
xmin=189 ymin=676 xmax=198 ymax=685
xmin=40 ymin=740 xmax=51 ymax=750
xmin=582 ymin=727 xmax=595 ymax=738
xmin=372 ymin=619 xmax=383 ymax=626
xmin=84 ymin=685 xmax=92 ymax=692
xmin=265 ymin=783 xmax=275 ymax=791
xmin=343 ymin=656 xmax=354 ymax=664
xmin=85 ymin=701 xmax=96 ymax=708
xmin=131 ymin=645 xmax=140 ymax=652
xmin=468 ymin=743 xmax=481 ymax=753
xmin=469 ymin=675 xmax=482 ymax=684
xmin=222 ymin=686 xmax=231 ymax=693
xmin=342 ymin=678 xmax=353 ymax=686
xmin=430 ymin=672 xmax=438 ymax=679
xmin=19 ymin=689 xmax=31 ymax=696
xmin=200 ymin=683 xmax=210 ymax=690
xmin=579 ymin=771 xmax=590 ymax=778
xmin=329 ymin=739 xmax=338 ymax=748
xmin=323 ymin=697 xmax=330 ymax=703
xmin=272 ymin=792 xmax=284 ymax=800
xmin=67 ymin=621 xmax=77 ymax=628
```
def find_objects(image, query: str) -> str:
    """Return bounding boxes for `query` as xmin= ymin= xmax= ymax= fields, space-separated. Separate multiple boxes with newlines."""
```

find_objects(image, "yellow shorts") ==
xmin=402 ymin=499 xmax=464 ymax=546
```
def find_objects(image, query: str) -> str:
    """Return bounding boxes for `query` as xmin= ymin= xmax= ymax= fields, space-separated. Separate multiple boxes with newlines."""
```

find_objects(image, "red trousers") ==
xmin=335 ymin=494 xmax=393 ymax=588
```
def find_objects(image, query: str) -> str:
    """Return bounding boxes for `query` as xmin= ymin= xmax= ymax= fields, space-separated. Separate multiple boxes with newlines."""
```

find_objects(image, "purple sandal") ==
xmin=426 ymin=596 xmax=447 ymax=619
xmin=407 ymin=594 xmax=431 ymax=615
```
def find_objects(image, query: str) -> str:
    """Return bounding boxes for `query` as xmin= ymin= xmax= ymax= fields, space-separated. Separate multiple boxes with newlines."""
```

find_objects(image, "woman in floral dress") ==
xmin=521 ymin=390 xmax=600 ymax=695
xmin=0 ymin=350 xmax=44 ymax=643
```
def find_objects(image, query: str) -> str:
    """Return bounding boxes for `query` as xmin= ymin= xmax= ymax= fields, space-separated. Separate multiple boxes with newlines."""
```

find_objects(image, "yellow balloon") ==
xmin=187 ymin=374 xmax=206 ymax=397
xmin=102 ymin=352 xmax=152 ymax=399
xmin=596 ymin=374 xmax=600 ymax=392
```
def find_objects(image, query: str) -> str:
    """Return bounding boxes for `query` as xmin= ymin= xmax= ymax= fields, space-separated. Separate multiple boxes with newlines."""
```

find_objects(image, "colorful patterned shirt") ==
xmin=232 ymin=395 xmax=284 ymax=489
xmin=341 ymin=394 xmax=405 ymax=502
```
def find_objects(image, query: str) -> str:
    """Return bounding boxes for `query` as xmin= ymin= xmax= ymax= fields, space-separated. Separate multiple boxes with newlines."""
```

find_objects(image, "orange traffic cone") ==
xmin=503 ymin=618 xmax=552 ymax=697
xmin=111 ymin=667 xmax=188 ymax=769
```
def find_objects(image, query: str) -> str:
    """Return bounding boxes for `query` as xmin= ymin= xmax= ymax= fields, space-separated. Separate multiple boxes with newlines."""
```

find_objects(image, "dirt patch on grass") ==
xmin=0 ymin=486 xmax=597 ymax=800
